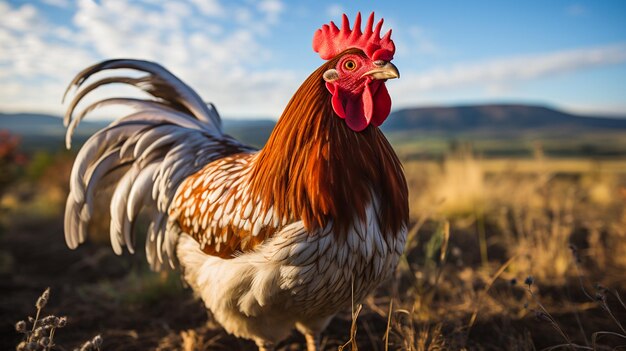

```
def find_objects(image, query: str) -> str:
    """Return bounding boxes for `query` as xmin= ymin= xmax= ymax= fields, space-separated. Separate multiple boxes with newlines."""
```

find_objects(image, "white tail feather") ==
xmin=63 ymin=59 xmax=253 ymax=270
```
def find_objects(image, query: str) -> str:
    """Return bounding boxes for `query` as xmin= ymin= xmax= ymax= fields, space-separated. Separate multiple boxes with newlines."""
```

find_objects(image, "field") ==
xmin=1 ymin=134 xmax=626 ymax=350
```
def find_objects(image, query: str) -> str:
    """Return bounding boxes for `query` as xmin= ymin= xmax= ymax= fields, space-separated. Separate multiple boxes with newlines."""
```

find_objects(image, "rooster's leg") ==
xmin=296 ymin=319 xmax=329 ymax=351
xmin=255 ymin=339 xmax=274 ymax=351
xmin=304 ymin=332 xmax=320 ymax=351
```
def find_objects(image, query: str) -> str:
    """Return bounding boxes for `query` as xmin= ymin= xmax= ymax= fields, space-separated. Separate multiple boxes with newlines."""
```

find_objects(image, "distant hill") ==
xmin=384 ymin=104 xmax=626 ymax=136
xmin=3 ymin=105 xmax=626 ymax=155
xmin=0 ymin=113 xmax=109 ymax=152
xmin=221 ymin=119 xmax=276 ymax=147
xmin=0 ymin=112 xmax=275 ymax=152
xmin=0 ymin=112 xmax=109 ymax=136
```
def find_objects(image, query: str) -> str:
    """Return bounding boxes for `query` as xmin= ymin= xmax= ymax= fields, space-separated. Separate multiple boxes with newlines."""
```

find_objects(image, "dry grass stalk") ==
xmin=14 ymin=288 xmax=102 ymax=351
xmin=384 ymin=299 xmax=393 ymax=351
xmin=339 ymin=273 xmax=364 ymax=351
xmin=466 ymin=254 xmax=518 ymax=337
xmin=524 ymin=277 xmax=574 ymax=348
xmin=338 ymin=304 xmax=363 ymax=351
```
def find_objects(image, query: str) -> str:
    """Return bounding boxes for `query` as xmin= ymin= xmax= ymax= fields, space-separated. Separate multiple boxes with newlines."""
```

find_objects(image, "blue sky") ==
xmin=1 ymin=0 xmax=625 ymax=119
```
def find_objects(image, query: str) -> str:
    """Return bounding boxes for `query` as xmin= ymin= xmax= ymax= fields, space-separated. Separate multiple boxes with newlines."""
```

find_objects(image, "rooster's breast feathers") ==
xmin=172 ymin=152 xmax=286 ymax=258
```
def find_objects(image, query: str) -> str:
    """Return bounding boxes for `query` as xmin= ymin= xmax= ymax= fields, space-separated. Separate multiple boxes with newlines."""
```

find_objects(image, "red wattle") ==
xmin=326 ymin=82 xmax=346 ymax=118
xmin=371 ymin=82 xmax=391 ymax=127
xmin=345 ymin=96 xmax=368 ymax=131
xmin=362 ymin=81 xmax=374 ymax=125
xmin=326 ymin=81 xmax=392 ymax=132
xmin=332 ymin=92 xmax=346 ymax=119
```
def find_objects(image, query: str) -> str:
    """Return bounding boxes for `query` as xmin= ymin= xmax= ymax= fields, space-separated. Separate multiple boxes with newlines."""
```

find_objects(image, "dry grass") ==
xmin=14 ymin=288 xmax=102 ymax=351
xmin=383 ymin=149 xmax=626 ymax=350
xmin=3 ymin=149 xmax=626 ymax=350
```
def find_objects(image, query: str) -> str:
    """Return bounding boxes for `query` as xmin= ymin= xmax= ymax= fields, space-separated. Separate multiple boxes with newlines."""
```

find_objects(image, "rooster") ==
xmin=63 ymin=12 xmax=408 ymax=350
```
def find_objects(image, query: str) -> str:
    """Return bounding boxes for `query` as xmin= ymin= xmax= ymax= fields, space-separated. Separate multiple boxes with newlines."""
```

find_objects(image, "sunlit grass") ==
xmin=371 ymin=146 xmax=626 ymax=349
xmin=3 ymin=146 xmax=626 ymax=349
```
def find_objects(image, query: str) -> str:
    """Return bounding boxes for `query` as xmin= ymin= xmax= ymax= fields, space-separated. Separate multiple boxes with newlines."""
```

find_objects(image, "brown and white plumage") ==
xmin=63 ymin=59 xmax=253 ymax=269
xmin=63 ymin=13 xmax=408 ymax=350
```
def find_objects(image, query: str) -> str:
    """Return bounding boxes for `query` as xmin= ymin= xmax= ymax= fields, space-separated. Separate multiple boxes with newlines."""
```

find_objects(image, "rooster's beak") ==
xmin=363 ymin=61 xmax=400 ymax=80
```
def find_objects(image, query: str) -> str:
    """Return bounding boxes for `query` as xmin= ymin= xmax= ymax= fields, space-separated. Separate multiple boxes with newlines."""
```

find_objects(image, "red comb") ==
xmin=313 ymin=12 xmax=395 ymax=61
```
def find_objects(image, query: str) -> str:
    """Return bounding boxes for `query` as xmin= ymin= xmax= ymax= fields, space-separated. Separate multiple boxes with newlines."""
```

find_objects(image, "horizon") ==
xmin=1 ymin=1 xmax=625 ymax=119
xmin=3 ymin=102 xmax=626 ymax=122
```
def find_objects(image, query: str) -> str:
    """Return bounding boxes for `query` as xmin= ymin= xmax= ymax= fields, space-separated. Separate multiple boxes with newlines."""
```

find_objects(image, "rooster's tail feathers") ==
xmin=63 ymin=59 xmax=251 ymax=270
xmin=63 ymin=59 xmax=222 ymax=148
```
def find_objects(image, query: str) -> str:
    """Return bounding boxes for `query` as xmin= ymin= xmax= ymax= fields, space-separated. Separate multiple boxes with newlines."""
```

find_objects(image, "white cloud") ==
xmin=566 ymin=4 xmax=586 ymax=17
xmin=406 ymin=26 xmax=440 ymax=56
xmin=0 ymin=2 xmax=40 ymax=32
xmin=1 ymin=1 xmax=624 ymax=119
xmin=326 ymin=4 xmax=344 ymax=19
xmin=0 ymin=2 xmax=95 ymax=81
xmin=564 ymin=102 xmax=626 ymax=117
xmin=233 ymin=6 xmax=253 ymax=24
xmin=258 ymin=0 xmax=284 ymax=24
xmin=0 ymin=0 xmax=294 ymax=118
xmin=190 ymin=0 xmax=224 ymax=17
xmin=395 ymin=43 xmax=626 ymax=101
xmin=42 ymin=0 xmax=70 ymax=8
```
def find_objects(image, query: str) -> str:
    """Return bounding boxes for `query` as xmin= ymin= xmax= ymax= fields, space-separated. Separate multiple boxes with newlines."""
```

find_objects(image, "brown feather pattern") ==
xmin=249 ymin=49 xmax=408 ymax=238
xmin=173 ymin=49 xmax=408 ymax=258
xmin=173 ymin=153 xmax=279 ymax=258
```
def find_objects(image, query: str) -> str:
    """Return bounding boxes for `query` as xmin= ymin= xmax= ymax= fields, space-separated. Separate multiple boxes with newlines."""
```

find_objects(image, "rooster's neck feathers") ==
xmin=250 ymin=56 xmax=408 ymax=237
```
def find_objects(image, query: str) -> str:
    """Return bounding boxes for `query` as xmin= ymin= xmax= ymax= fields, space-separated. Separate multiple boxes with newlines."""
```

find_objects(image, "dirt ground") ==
xmin=0 ymin=216 xmax=391 ymax=350
xmin=2 ymin=214 xmax=625 ymax=350
xmin=2 ymin=154 xmax=626 ymax=350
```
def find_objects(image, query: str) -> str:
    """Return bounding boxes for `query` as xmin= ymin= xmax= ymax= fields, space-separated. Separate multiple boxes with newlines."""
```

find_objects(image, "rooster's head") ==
xmin=313 ymin=12 xmax=398 ymax=132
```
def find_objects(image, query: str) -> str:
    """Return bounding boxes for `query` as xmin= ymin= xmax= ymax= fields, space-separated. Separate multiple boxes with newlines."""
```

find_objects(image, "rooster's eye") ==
xmin=343 ymin=60 xmax=357 ymax=71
